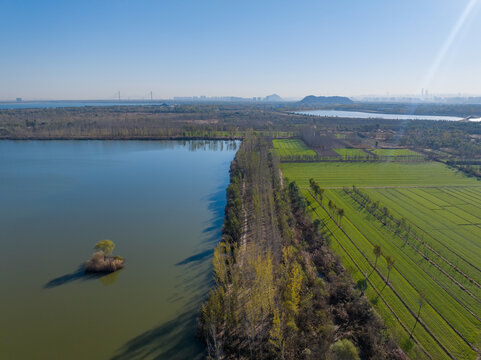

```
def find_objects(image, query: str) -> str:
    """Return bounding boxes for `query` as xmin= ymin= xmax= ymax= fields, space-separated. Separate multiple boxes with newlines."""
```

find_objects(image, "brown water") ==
xmin=0 ymin=140 xmax=238 ymax=359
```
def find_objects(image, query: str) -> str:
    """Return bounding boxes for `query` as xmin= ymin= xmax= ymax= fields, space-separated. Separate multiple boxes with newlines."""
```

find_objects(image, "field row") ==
xmin=272 ymin=140 xmax=425 ymax=162
xmin=282 ymin=161 xmax=480 ymax=187
xmin=281 ymin=160 xmax=481 ymax=359
xmin=272 ymin=139 xmax=316 ymax=157
xmin=305 ymin=190 xmax=479 ymax=359
xmin=340 ymin=188 xmax=481 ymax=315
xmin=333 ymin=148 xmax=371 ymax=158
xmin=371 ymin=148 xmax=422 ymax=157
xmin=364 ymin=187 xmax=481 ymax=283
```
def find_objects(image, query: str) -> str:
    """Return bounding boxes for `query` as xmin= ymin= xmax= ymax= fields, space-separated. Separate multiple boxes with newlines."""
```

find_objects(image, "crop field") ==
xmin=282 ymin=160 xmax=481 ymax=359
xmin=372 ymin=148 xmax=422 ymax=157
xmin=211 ymin=130 xmax=296 ymax=138
xmin=333 ymin=148 xmax=371 ymax=158
xmin=272 ymin=139 xmax=317 ymax=158
xmin=282 ymin=161 xmax=479 ymax=187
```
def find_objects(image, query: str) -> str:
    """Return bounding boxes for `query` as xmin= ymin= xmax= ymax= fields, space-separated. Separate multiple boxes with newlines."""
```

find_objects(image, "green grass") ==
xmin=333 ymin=148 xmax=370 ymax=158
xmin=272 ymin=139 xmax=316 ymax=158
xmin=282 ymin=161 xmax=479 ymax=187
xmin=282 ymin=160 xmax=481 ymax=359
xmin=371 ymin=148 xmax=422 ymax=157
xmin=305 ymin=192 xmax=436 ymax=359
xmin=363 ymin=187 xmax=481 ymax=284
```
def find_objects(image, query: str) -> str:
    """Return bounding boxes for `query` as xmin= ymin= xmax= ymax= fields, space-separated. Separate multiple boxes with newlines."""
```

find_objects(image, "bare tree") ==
xmin=385 ymin=255 xmax=395 ymax=283
xmin=373 ymin=245 xmax=383 ymax=270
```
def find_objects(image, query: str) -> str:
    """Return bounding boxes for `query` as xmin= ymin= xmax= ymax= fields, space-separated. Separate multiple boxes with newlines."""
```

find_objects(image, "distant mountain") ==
xmin=299 ymin=95 xmax=353 ymax=105
xmin=264 ymin=94 xmax=283 ymax=102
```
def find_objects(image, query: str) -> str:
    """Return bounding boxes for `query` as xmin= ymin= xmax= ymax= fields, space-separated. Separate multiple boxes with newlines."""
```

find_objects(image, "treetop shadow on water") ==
xmin=111 ymin=186 xmax=227 ymax=360
xmin=43 ymin=265 xmax=120 ymax=289
xmin=113 ymin=231 xmax=213 ymax=360
xmin=201 ymin=185 xmax=228 ymax=244
xmin=175 ymin=185 xmax=227 ymax=267
xmin=110 ymin=305 xmax=204 ymax=360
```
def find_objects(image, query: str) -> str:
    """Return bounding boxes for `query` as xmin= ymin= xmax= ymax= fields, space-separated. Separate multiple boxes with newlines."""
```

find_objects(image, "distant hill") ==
xmin=264 ymin=94 xmax=283 ymax=102
xmin=299 ymin=95 xmax=353 ymax=105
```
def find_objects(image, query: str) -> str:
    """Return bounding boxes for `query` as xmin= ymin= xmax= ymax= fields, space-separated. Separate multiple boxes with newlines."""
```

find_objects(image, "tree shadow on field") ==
xmin=43 ymin=265 xmax=107 ymax=289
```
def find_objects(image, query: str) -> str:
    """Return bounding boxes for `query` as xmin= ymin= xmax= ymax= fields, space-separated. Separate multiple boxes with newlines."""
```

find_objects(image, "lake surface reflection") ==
xmin=0 ymin=140 xmax=239 ymax=359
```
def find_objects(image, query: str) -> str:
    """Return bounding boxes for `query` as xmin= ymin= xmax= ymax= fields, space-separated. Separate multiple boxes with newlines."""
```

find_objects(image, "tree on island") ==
xmin=94 ymin=239 xmax=115 ymax=255
xmin=85 ymin=240 xmax=124 ymax=273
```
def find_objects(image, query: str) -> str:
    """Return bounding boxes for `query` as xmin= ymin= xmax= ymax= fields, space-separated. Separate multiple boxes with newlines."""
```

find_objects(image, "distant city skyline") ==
xmin=5 ymin=92 xmax=481 ymax=104
xmin=1 ymin=0 xmax=480 ymax=100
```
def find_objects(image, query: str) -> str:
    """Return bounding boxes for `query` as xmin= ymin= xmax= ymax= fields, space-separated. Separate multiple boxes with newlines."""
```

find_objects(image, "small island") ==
xmin=85 ymin=240 xmax=124 ymax=273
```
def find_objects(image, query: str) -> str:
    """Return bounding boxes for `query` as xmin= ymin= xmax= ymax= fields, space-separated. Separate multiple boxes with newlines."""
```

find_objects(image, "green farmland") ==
xmin=372 ymin=148 xmax=422 ymax=157
xmin=282 ymin=161 xmax=481 ymax=359
xmin=272 ymin=139 xmax=316 ymax=158
xmin=282 ymin=161 xmax=479 ymax=187
xmin=334 ymin=148 xmax=371 ymax=158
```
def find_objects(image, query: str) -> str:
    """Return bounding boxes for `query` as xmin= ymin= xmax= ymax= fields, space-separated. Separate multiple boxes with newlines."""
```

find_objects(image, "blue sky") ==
xmin=1 ymin=0 xmax=480 ymax=100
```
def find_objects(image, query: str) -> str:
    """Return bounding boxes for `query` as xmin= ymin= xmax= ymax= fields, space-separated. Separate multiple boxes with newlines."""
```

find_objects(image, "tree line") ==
xmin=309 ymin=180 xmax=399 ymax=286
xmin=345 ymin=186 xmax=422 ymax=246
xmin=199 ymin=136 xmax=404 ymax=360
xmin=3 ymin=104 xmax=481 ymax=168
xmin=445 ymin=161 xmax=481 ymax=179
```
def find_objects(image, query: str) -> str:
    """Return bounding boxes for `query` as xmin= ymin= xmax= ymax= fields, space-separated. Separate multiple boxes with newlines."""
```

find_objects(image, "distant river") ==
xmin=0 ymin=101 xmax=167 ymax=109
xmin=296 ymin=109 xmax=465 ymax=121
xmin=0 ymin=140 xmax=239 ymax=359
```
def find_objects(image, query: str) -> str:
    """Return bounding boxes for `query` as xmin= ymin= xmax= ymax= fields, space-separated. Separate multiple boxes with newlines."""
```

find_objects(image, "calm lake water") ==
xmin=296 ymin=109 xmax=465 ymax=121
xmin=0 ymin=140 xmax=239 ymax=359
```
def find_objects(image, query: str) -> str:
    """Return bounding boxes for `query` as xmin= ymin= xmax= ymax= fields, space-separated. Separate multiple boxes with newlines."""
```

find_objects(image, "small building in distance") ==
xmin=16 ymin=98 xmax=22 ymax=102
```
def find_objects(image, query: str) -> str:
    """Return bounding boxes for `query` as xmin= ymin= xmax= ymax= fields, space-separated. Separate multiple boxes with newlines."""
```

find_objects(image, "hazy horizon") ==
xmin=1 ymin=0 xmax=480 ymax=100
xmin=4 ymin=92 xmax=481 ymax=103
